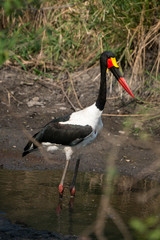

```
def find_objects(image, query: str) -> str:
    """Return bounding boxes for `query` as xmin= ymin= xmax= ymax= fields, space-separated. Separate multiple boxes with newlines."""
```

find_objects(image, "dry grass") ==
xmin=0 ymin=1 xmax=159 ymax=98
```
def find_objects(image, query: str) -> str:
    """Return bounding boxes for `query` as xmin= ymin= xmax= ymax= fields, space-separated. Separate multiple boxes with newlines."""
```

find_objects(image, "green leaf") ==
xmin=130 ymin=218 xmax=147 ymax=234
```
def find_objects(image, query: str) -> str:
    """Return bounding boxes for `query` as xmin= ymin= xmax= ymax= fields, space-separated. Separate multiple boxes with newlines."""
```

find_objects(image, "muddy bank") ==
xmin=0 ymin=215 xmax=77 ymax=240
xmin=0 ymin=66 xmax=159 ymax=179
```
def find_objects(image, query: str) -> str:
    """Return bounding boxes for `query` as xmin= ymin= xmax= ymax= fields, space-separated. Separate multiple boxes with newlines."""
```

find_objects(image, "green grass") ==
xmin=0 ymin=1 xmax=159 ymax=65
xmin=0 ymin=0 xmax=159 ymax=97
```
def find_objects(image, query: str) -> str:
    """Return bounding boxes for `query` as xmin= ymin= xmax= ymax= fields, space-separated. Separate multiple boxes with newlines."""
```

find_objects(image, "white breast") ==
xmin=60 ymin=103 xmax=103 ymax=130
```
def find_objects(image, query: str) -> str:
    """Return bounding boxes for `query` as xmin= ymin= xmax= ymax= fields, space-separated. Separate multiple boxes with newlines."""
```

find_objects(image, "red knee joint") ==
xmin=59 ymin=184 xmax=64 ymax=195
xmin=70 ymin=186 xmax=76 ymax=196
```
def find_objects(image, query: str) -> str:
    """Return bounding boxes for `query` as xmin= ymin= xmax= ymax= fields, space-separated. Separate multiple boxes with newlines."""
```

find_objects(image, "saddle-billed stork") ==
xmin=22 ymin=51 xmax=134 ymax=197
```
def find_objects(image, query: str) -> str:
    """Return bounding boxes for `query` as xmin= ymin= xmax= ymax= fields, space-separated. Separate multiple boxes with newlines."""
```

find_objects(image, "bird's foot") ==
xmin=59 ymin=184 xmax=64 ymax=198
xmin=70 ymin=185 xmax=76 ymax=197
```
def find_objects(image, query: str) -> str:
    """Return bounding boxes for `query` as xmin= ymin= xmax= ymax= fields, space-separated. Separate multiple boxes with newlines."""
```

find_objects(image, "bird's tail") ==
xmin=22 ymin=132 xmax=39 ymax=157
xmin=22 ymin=141 xmax=37 ymax=157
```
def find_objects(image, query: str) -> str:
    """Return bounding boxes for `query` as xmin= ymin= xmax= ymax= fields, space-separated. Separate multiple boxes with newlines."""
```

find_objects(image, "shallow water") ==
xmin=0 ymin=169 xmax=160 ymax=238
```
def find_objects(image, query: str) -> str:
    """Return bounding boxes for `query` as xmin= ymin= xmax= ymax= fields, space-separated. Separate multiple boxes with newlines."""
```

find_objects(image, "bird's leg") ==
xmin=70 ymin=157 xmax=80 ymax=197
xmin=59 ymin=147 xmax=73 ymax=197
xmin=59 ymin=159 xmax=70 ymax=197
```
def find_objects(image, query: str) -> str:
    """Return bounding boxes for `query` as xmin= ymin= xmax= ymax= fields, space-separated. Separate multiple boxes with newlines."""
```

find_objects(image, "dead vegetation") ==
xmin=0 ymin=1 xmax=159 ymax=96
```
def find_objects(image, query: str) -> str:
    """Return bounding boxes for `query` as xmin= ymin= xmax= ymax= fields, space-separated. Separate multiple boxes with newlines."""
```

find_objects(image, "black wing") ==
xmin=22 ymin=121 xmax=92 ymax=157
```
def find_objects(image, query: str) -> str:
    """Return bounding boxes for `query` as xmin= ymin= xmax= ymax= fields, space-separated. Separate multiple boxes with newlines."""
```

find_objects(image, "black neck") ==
xmin=95 ymin=62 xmax=107 ymax=111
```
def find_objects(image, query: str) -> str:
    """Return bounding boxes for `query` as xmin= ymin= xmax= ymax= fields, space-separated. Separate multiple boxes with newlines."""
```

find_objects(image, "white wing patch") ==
xmin=60 ymin=103 xmax=102 ymax=130
xmin=42 ymin=142 xmax=73 ymax=160
xmin=42 ymin=142 xmax=59 ymax=153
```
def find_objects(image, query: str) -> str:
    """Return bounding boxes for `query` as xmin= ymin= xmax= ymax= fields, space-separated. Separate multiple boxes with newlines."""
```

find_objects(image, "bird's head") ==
xmin=100 ymin=51 xmax=135 ymax=98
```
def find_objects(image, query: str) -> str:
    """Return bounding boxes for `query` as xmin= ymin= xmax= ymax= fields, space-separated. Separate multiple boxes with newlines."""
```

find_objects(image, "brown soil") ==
xmin=0 ymin=65 xmax=160 ymax=179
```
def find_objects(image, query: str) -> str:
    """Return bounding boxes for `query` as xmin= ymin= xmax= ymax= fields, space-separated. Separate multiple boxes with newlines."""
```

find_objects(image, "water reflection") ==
xmin=0 ymin=169 xmax=160 ymax=237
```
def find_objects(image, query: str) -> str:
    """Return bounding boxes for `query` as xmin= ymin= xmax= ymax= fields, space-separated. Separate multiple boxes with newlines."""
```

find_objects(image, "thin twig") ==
xmin=60 ymin=81 xmax=77 ymax=111
xmin=23 ymin=129 xmax=55 ymax=164
xmin=102 ymin=113 xmax=151 ymax=117
xmin=5 ymin=88 xmax=22 ymax=105
xmin=67 ymin=70 xmax=83 ymax=109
